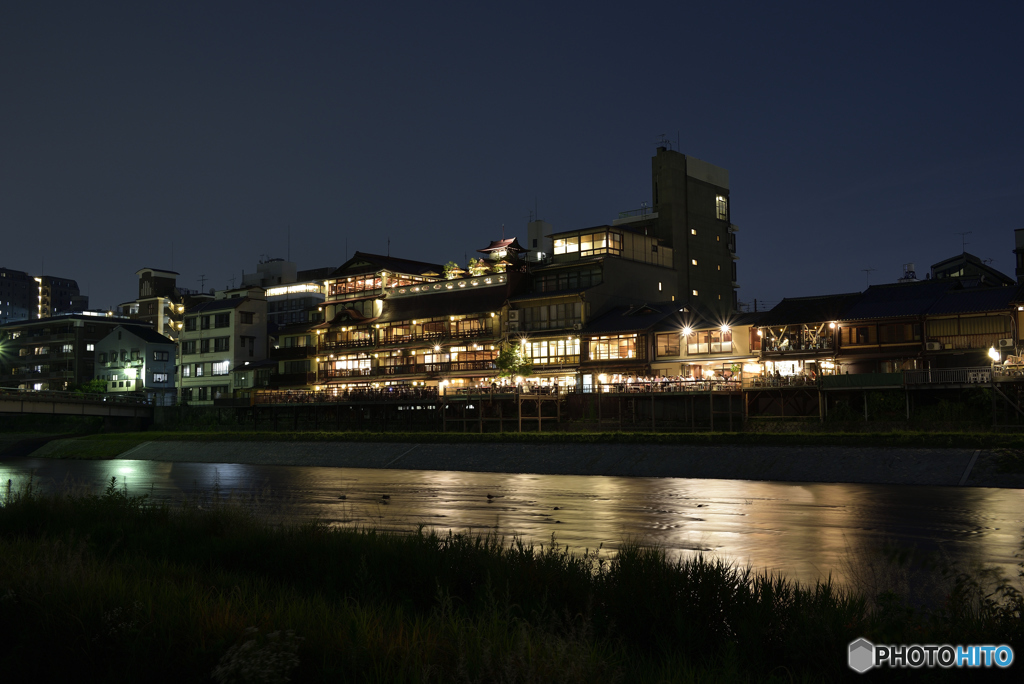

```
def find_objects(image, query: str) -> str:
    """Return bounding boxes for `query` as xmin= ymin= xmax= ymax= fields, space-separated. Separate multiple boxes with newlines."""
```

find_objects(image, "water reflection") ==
xmin=1 ymin=458 xmax=1021 ymax=587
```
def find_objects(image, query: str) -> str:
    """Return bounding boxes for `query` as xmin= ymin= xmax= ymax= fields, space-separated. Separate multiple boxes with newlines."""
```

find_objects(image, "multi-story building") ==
xmin=0 ymin=312 xmax=135 ymax=390
xmin=0 ymin=267 xmax=37 ymax=324
xmin=177 ymin=287 xmax=268 ymax=404
xmin=94 ymin=324 xmax=178 ymax=405
xmin=316 ymin=251 xmax=518 ymax=391
xmin=606 ymin=147 xmax=738 ymax=314
xmin=118 ymin=268 xmax=213 ymax=341
xmin=0 ymin=268 xmax=88 ymax=323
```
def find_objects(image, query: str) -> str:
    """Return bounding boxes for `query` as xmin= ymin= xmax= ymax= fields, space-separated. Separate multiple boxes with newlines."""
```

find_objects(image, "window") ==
xmin=153 ymin=373 xmax=169 ymax=383
xmin=589 ymin=335 xmax=641 ymax=360
xmin=130 ymin=349 xmax=141 ymax=360
xmin=240 ymin=311 xmax=254 ymax=324
xmin=212 ymin=361 xmax=230 ymax=376
xmin=691 ymin=260 xmax=697 ymax=266
xmin=153 ymin=350 xmax=170 ymax=362
xmin=86 ymin=343 xmax=94 ymax=352
xmin=214 ymin=337 xmax=230 ymax=352
xmin=184 ymin=317 xmax=197 ymax=331
xmin=716 ymin=195 xmax=728 ymax=221
xmin=182 ymin=341 xmax=196 ymax=355
xmin=98 ymin=353 xmax=107 ymax=363
xmin=195 ymin=363 xmax=205 ymax=377
xmin=215 ymin=313 xmax=230 ymax=328
xmin=200 ymin=316 xmax=211 ymax=330
xmin=522 ymin=302 xmax=582 ymax=331
xmin=658 ymin=282 xmax=662 ymax=291
xmin=200 ymin=339 xmax=210 ymax=354
xmin=692 ymin=290 xmax=698 ymax=296
xmin=522 ymin=339 xmax=579 ymax=365
xmin=691 ymin=229 xmax=696 ymax=235
xmin=182 ymin=365 xmax=191 ymax=378
xmin=656 ymin=333 xmax=680 ymax=357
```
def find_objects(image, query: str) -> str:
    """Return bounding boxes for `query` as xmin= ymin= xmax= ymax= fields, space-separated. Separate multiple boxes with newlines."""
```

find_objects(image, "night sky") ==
xmin=2 ymin=2 xmax=1022 ymax=312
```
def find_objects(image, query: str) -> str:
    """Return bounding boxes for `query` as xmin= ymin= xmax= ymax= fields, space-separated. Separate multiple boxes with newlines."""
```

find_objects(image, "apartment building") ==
xmin=177 ymin=288 xmax=267 ymax=404
xmin=94 ymin=324 xmax=177 ymax=405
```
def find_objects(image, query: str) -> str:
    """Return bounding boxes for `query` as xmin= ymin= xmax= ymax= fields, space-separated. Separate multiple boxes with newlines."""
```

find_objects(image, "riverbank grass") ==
xmin=1 ymin=480 xmax=1020 ymax=682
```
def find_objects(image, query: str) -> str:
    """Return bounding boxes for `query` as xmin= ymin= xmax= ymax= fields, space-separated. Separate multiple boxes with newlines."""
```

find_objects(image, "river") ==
xmin=2 ymin=457 xmax=1022 ymax=589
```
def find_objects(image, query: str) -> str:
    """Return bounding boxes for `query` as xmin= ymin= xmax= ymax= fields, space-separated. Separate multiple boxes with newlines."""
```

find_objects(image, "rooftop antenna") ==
xmin=287 ymin=226 xmax=291 ymax=262
xmin=198 ymin=274 xmax=207 ymax=291
xmin=171 ymin=241 xmax=174 ymax=271
xmin=956 ymin=231 xmax=972 ymax=253
xmin=345 ymin=237 xmax=348 ymax=261
xmin=983 ymin=257 xmax=994 ymax=264
xmin=228 ymin=274 xmax=236 ymax=289
xmin=387 ymin=237 xmax=390 ymax=257
xmin=656 ymin=133 xmax=673 ymax=150
xmin=861 ymin=268 xmax=876 ymax=287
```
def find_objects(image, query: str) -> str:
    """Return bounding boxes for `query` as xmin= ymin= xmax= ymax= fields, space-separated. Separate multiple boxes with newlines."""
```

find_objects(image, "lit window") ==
xmin=86 ymin=343 xmax=94 ymax=351
xmin=716 ymin=196 xmax=728 ymax=220
xmin=658 ymin=282 xmax=662 ymax=291
xmin=691 ymin=259 xmax=697 ymax=266
xmin=691 ymin=229 xmax=696 ymax=235
xmin=212 ymin=361 xmax=230 ymax=376
xmin=692 ymin=290 xmax=698 ymax=296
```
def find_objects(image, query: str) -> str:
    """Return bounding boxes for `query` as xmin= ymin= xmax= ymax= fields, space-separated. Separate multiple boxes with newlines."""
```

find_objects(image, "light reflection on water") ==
xmin=1 ymin=458 xmax=1022 ymax=587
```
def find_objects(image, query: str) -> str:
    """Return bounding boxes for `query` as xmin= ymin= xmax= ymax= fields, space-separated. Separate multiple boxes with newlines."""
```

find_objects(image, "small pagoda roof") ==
xmin=478 ymin=237 xmax=527 ymax=254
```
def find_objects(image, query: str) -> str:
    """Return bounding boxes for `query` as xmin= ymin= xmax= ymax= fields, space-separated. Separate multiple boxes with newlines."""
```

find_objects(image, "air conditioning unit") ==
xmin=508 ymin=310 xmax=520 ymax=321
xmin=998 ymin=338 xmax=1014 ymax=348
xmin=509 ymin=322 xmax=520 ymax=332
xmin=573 ymin=323 xmax=582 ymax=331
xmin=925 ymin=341 xmax=941 ymax=351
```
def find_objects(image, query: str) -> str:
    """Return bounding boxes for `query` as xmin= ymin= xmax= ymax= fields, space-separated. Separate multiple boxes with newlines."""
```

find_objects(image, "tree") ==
xmin=495 ymin=343 xmax=533 ymax=380
xmin=442 ymin=261 xmax=460 ymax=280
xmin=74 ymin=378 xmax=107 ymax=394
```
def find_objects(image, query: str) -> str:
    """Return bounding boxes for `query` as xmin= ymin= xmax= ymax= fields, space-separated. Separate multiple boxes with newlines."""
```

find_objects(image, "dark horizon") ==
xmin=3 ymin=2 xmax=1022 ymax=311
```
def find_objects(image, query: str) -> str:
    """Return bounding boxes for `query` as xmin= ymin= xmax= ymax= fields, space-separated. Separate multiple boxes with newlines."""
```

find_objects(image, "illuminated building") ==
xmin=94 ymin=324 xmax=178 ymax=405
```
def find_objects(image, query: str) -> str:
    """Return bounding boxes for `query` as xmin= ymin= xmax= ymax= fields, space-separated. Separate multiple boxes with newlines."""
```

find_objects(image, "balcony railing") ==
xmin=320 ymin=338 xmax=375 ymax=350
xmin=380 ymin=330 xmax=446 ymax=344
xmin=255 ymin=386 xmax=440 ymax=404
xmin=381 ymin=360 xmax=497 ymax=375
xmin=904 ymin=367 xmax=991 ymax=385
xmin=320 ymin=368 xmax=373 ymax=379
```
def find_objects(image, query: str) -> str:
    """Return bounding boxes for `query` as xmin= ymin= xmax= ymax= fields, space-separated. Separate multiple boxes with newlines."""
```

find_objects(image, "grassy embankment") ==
xmin=0 ymin=480 xmax=1020 ymax=683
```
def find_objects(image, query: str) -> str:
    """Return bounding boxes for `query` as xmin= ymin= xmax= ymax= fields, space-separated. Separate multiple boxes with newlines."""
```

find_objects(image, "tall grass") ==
xmin=1 ymin=480 xmax=1020 ymax=682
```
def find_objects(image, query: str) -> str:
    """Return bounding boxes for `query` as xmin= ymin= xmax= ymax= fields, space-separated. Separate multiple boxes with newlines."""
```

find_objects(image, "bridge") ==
xmin=0 ymin=388 xmax=154 ymax=419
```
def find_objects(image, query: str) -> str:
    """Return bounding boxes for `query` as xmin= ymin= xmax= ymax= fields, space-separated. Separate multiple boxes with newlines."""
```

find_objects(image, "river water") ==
xmin=2 ymin=457 xmax=1022 ymax=588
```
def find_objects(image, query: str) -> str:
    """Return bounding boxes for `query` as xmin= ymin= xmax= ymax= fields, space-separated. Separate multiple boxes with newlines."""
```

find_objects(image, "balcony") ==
xmin=381 ymin=360 xmax=496 ymax=375
xmin=380 ymin=330 xmax=446 ymax=345
xmin=270 ymin=345 xmax=317 ymax=360
xmin=320 ymin=368 xmax=373 ymax=379
xmin=320 ymin=338 xmax=375 ymax=350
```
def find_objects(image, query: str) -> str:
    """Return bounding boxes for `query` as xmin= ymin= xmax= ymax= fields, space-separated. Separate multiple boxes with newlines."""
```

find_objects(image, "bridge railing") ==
xmin=0 ymin=387 xmax=153 ymax=406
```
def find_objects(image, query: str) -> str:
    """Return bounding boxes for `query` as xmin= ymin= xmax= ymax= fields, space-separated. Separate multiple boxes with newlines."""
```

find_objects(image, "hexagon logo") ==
xmin=848 ymin=638 xmax=874 ymax=673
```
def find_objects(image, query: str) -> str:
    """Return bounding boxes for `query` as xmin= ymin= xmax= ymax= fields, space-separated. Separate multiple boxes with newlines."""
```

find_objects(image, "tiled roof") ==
xmin=115 ymin=324 xmax=175 ymax=345
xmin=756 ymin=293 xmax=862 ymax=327
xmin=186 ymin=297 xmax=253 ymax=314
xmin=840 ymin=280 xmax=953 ymax=320
xmin=583 ymin=302 xmax=685 ymax=335
xmin=478 ymin=237 xmax=527 ymax=253
xmin=374 ymin=286 xmax=511 ymax=324
xmin=928 ymin=283 xmax=1023 ymax=315
xmin=328 ymin=252 xmax=445 ymax=279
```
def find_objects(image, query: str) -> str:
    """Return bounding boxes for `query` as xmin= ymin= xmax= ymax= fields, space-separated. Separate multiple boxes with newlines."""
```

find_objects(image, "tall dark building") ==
xmin=0 ymin=268 xmax=87 ymax=323
xmin=613 ymin=147 xmax=738 ymax=314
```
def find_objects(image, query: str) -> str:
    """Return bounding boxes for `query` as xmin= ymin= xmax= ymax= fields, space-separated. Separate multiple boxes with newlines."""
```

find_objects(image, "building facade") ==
xmin=177 ymin=288 xmax=268 ymax=404
xmin=94 ymin=324 xmax=178 ymax=405
xmin=0 ymin=313 xmax=136 ymax=390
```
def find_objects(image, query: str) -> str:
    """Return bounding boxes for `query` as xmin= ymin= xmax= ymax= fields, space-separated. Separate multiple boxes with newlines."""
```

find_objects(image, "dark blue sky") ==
xmin=2 ymin=1 xmax=1022 ymax=311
